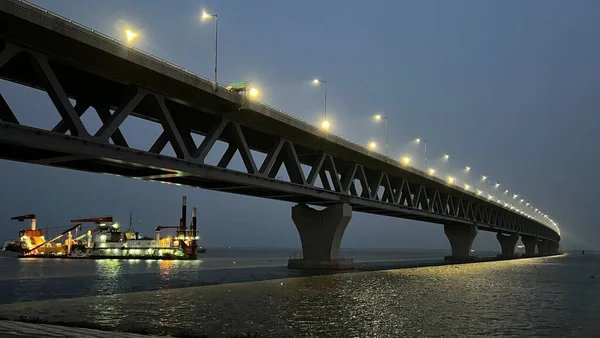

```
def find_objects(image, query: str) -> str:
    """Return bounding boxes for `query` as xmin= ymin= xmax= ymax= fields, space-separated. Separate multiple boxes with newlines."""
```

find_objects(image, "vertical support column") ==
xmin=520 ymin=235 xmax=537 ymax=257
xmin=496 ymin=232 xmax=519 ymax=258
xmin=537 ymin=239 xmax=548 ymax=255
xmin=180 ymin=196 xmax=187 ymax=239
xmin=188 ymin=206 xmax=198 ymax=260
xmin=550 ymin=241 xmax=560 ymax=254
xmin=288 ymin=203 xmax=354 ymax=270
xmin=546 ymin=240 xmax=558 ymax=255
xmin=444 ymin=224 xmax=478 ymax=262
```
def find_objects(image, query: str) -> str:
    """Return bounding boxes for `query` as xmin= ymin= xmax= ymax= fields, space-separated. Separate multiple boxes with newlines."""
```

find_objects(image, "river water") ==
xmin=0 ymin=249 xmax=597 ymax=337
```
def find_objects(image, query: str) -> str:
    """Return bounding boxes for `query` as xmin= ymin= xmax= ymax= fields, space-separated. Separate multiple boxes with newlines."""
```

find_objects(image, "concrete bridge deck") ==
xmin=0 ymin=0 xmax=561 ymax=268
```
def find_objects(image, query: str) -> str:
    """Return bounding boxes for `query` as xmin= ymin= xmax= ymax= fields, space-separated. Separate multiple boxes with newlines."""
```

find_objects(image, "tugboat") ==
xmin=2 ymin=196 xmax=206 ymax=259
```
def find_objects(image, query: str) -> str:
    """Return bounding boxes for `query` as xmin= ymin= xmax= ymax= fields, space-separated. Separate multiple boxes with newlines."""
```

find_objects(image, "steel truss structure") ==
xmin=0 ymin=0 xmax=559 ymax=244
xmin=0 ymin=40 xmax=559 ymax=243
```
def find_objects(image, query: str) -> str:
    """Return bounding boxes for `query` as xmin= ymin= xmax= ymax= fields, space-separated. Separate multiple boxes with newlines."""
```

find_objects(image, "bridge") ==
xmin=0 ymin=0 xmax=560 ymax=269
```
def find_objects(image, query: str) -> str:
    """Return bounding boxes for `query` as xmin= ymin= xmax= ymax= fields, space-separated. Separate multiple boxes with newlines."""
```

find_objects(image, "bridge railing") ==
xmin=12 ymin=0 xmax=558 ymax=234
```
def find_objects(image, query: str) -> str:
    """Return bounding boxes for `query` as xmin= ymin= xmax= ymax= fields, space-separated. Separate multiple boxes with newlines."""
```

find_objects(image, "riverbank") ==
xmin=0 ymin=319 xmax=167 ymax=337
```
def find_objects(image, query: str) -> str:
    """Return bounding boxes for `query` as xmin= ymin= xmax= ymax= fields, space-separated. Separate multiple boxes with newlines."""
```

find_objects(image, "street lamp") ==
xmin=312 ymin=78 xmax=328 ymax=129
xmin=415 ymin=138 xmax=427 ymax=170
xmin=201 ymin=11 xmax=219 ymax=88
xmin=401 ymin=156 xmax=411 ymax=166
xmin=374 ymin=114 xmax=388 ymax=156
xmin=443 ymin=154 xmax=456 ymax=181
xmin=465 ymin=166 xmax=475 ymax=191
xmin=368 ymin=141 xmax=377 ymax=151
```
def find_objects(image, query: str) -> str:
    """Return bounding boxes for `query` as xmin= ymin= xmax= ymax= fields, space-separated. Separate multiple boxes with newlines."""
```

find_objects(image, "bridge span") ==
xmin=0 ymin=0 xmax=560 ymax=269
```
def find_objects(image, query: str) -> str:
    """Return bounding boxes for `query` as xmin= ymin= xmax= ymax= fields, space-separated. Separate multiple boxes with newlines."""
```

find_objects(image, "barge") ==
xmin=2 ymin=196 xmax=206 ymax=260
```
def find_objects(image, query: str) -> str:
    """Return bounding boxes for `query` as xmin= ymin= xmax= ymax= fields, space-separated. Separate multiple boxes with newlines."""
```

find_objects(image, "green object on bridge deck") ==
xmin=226 ymin=81 xmax=251 ymax=110
xmin=226 ymin=81 xmax=249 ymax=92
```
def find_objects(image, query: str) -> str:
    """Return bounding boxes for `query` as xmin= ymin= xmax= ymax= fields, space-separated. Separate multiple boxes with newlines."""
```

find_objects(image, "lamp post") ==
xmin=465 ymin=166 xmax=475 ymax=191
xmin=201 ymin=11 xmax=219 ymax=88
xmin=374 ymin=114 xmax=388 ymax=156
xmin=444 ymin=154 xmax=456 ymax=184
xmin=415 ymin=138 xmax=427 ymax=170
xmin=312 ymin=79 xmax=328 ymax=130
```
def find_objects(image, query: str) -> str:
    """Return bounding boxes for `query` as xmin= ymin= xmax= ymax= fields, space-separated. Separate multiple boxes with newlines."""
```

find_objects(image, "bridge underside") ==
xmin=0 ymin=121 xmax=481 ymax=225
xmin=0 ymin=0 xmax=560 ymax=269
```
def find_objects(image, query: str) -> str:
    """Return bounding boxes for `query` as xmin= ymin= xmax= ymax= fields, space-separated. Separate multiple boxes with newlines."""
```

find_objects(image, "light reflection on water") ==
xmin=0 ymin=253 xmax=598 ymax=337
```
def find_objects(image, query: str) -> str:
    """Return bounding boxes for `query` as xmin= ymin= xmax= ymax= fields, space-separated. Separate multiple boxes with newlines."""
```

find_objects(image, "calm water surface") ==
xmin=0 ymin=249 xmax=597 ymax=337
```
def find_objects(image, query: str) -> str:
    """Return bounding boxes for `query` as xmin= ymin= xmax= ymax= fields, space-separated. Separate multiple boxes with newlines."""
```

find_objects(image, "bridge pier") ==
xmin=548 ymin=241 xmax=559 ymax=254
xmin=444 ymin=224 xmax=478 ymax=261
xmin=288 ymin=203 xmax=354 ymax=270
xmin=520 ymin=235 xmax=537 ymax=257
xmin=537 ymin=239 xmax=548 ymax=255
xmin=496 ymin=232 xmax=519 ymax=258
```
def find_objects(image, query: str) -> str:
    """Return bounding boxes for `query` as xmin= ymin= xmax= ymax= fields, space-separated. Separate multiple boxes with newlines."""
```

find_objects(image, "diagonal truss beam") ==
xmin=0 ymin=93 xmax=18 ymax=124
xmin=32 ymin=54 xmax=89 ymax=137
xmin=94 ymin=86 xmax=146 ymax=142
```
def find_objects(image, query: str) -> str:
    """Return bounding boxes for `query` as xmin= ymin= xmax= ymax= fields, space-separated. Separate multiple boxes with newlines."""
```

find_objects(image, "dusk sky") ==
xmin=1 ymin=0 xmax=598 ymax=250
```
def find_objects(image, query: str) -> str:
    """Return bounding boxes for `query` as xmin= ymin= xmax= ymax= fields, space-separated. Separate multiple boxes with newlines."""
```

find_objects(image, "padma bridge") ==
xmin=0 ymin=0 xmax=560 ymax=269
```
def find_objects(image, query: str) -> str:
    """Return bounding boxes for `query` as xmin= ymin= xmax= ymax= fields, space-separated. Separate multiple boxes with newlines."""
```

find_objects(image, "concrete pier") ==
xmin=496 ymin=232 xmax=519 ymax=257
xmin=444 ymin=224 xmax=478 ymax=261
xmin=288 ymin=203 xmax=354 ymax=270
xmin=537 ymin=239 xmax=548 ymax=255
xmin=547 ymin=241 xmax=559 ymax=254
xmin=521 ymin=235 xmax=537 ymax=256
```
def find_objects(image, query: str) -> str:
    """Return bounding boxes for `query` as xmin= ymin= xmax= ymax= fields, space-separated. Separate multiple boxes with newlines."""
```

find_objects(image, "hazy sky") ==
xmin=1 ymin=0 xmax=598 ymax=250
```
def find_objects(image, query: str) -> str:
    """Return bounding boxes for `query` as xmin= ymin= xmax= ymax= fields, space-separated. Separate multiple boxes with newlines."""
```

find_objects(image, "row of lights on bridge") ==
xmin=118 ymin=11 xmax=559 ymax=235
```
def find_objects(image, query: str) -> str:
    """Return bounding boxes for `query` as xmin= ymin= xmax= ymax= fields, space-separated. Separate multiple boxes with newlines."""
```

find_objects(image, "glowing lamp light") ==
xmin=504 ymin=189 xmax=509 ymax=194
xmin=495 ymin=183 xmax=500 ymax=188
xmin=444 ymin=154 xmax=450 ymax=160
xmin=465 ymin=166 xmax=471 ymax=172
xmin=248 ymin=87 xmax=260 ymax=98
xmin=415 ymin=138 xmax=421 ymax=144
xmin=201 ymin=11 xmax=213 ymax=20
xmin=428 ymin=168 xmax=435 ymax=176
xmin=487 ymin=194 xmax=493 ymax=200
xmin=125 ymin=29 xmax=138 ymax=43
xmin=401 ymin=156 xmax=411 ymax=166
xmin=368 ymin=141 xmax=377 ymax=150
xmin=477 ymin=190 xmax=482 ymax=195
xmin=374 ymin=114 xmax=382 ymax=121
xmin=481 ymin=175 xmax=487 ymax=181
xmin=464 ymin=184 xmax=470 ymax=190
xmin=312 ymin=78 xmax=320 ymax=85
xmin=320 ymin=120 xmax=330 ymax=130
xmin=513 ymin=194 xmax=518 ymax=199
xmin=447 ymin=176 xmax=455 ymax=184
